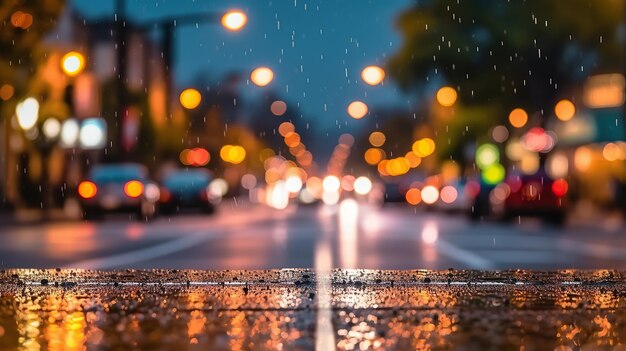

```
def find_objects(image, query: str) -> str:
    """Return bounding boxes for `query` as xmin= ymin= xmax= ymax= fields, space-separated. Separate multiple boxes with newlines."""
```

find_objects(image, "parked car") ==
xmin=469 ymin=171 xmax=568 ymax=225
xmin=502 ymin=172 xmax=568 ymax=224
xmin=159 ymin=168 xmax=216 ymax=214
xmin=78 ymin=163 xmax=159 ymax=220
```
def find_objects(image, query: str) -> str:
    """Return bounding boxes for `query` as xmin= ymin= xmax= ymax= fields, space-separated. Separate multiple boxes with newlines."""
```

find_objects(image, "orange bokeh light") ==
xmin=78 ymin=181 xmax=97 ymax=199
xmin=509 ymin=108 xmax=528 ymax=128
xmin=347 ymin=101 xmax=368 ymax=119
xmin=124 ymin=180 xmax=144 ymax=198
xmin=405 ymin=188 xmax=422 ymax=205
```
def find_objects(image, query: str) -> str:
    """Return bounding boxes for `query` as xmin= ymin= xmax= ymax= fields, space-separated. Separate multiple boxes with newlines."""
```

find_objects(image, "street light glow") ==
xmin=179 ymin=88 xmax=202 ymax=109
xmin=42 ymin=118 xmax=61 ymax=140
xmin=251 ymin=67 xmax=274 ymax=86
xmin=15 ymin=97 xmax=39 ymax=130
xmin=79 ymin=118 xmax=106 ymax=149
xmin=368 ymin=131 xmax=386 ymax=147
xmin=361 ymin=65 xmax=385 ymax=85
xmin=60 ymin=119 xmax=80 ymax=147
xmin=436 ymin=86 xmax=457 ymax=107
xmin=222 ymin=10 xmax=247 ymax=31
xmin=509 ymin=108 xmax=528 ymax=128
xmin=347 ymin=101 xmax=368 ymax=119
xmin=61 ymin=51 xmax=85 ymax=77
xmin=554 ymin=99 xmax=575 ymax=121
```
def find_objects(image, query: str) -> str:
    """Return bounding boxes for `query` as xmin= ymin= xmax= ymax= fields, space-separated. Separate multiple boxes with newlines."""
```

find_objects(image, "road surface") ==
xmin=1 ymin=199 xmax=625 ymax=270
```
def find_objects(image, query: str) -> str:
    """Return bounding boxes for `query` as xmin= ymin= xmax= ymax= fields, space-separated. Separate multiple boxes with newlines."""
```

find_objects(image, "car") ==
xmin=78 ymin=163 xmax=159 ymax=220
xmin=159 ymin=168 xmax=216 ymax=214
xmin=502 ymin=172 xmax=569 ymax=224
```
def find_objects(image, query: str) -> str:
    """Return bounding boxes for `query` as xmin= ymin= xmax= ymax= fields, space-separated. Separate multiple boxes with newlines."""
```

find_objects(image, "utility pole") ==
xmin=115 ymin=0 xmax=127 ymax=161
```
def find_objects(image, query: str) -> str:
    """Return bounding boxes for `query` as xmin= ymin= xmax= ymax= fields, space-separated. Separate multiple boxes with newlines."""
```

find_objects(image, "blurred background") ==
xmin=1 ymin=0 xmax=626 ymax=270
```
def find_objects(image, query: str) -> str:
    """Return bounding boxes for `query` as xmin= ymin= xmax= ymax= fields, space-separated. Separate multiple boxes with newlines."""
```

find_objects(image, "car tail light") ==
xmin=124 ymin=180 xmax=144 ymax=198
xmin=78 ymin=181 xmax=97 ymax=199
xmin=159 ymin=188 xmax=171 ymax=202
xmin=552 ymin=179 xmax=568 ymax=197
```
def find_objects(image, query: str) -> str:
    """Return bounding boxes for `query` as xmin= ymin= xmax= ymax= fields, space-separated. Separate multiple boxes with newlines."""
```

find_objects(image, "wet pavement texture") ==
xmin=2 ymin=270 xmax=626 ymax=350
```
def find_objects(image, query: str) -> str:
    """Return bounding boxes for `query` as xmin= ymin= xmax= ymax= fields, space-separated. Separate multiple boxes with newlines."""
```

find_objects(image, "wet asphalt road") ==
xmin=1 ymin=199 xmax=626 ymax=270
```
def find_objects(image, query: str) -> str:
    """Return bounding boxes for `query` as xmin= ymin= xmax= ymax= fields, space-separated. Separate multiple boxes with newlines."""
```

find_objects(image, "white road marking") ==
xmin=62 ymin=229 xmax=221 ymax=269
xmin=315 ymin=205 xmax=336 ymax=351
xmin=436 ymin=239 xmax=495 ymax=269
xmin=62 ymin=208 xmax=272 ymax=269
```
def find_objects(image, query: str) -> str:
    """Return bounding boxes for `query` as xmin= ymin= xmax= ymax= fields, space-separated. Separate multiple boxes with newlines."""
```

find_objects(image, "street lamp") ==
xmin=361 ymin=66 xmax=385 ymax=86
xmin=250 ymin=67 xmax=274 ymax=87
xmin=61 ymin=51 xmax=86 ymax=77
xmin=221 ymin=10 xmax=247 ymax=31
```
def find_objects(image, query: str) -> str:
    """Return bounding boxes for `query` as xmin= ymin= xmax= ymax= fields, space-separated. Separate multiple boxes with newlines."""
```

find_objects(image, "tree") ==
xmin=389 ymin=0 xmax=622 ymax=118
xmin=0 ymin=0 xmax=65 ymax=106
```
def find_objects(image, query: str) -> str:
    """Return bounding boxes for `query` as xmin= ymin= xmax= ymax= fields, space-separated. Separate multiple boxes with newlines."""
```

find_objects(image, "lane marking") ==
xmin=436 ymin=239 xmax=495 ymax=269
xmin=62 ymin=229 xmax=223 ymax=269
xmin=315 ymin=205 xmax=336 ymax=351
xmin=62 ymin=209 xmax=273 ymax=269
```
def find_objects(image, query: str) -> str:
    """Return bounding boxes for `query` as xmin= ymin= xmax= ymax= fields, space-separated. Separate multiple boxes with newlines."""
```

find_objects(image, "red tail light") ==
xmin=160 ymin=188 xmax=171 ymax=202
xmin=552 ymin=179 xmax=568 ymax=197
xmin=124 ymin=180 xmax=144 ymax=198
xmin=78 ymin=181 xmax=97 ymax=199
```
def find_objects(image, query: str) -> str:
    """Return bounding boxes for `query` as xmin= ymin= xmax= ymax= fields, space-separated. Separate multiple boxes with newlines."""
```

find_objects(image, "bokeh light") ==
xmin=11 ymin=11 xmax=33 ymax=29
xmin=509 ymin=108 xmax=528 ymax=128
xmin=78 ymin=181 xmax=97 ymax=199
xmin=412 ymin=138 xmax=436 ymax=157
xmin=221 ymin=10 xmax=247 ymax=31
xmin=405 ymin=188 xmax=422 ymax=205
xmin=364 ymin=148 xmax=385 ymax=165
xmin=436 ymin=86 xmax=457 ymax=107
xmin=440 ymin=185 xmax=458 ymax=204
xmin=270 ymin=100 xmax=287 ymax=116
xmin=603 ymin=142 xmax=625 ymax=161
xmin=405 ymin=152 xmax=422 ymax=168
xmin=546 ymin=153 xmax=569 ymax=179
xmin=361 ymin=65 xmax=385 ymax=85
xmin=15 ymin=97 xmax=39 ymax=130
xmin=575 ymin=146 xmax=593 ymax=172
xmin=0 ymin=84 xmax=14 ymax=101
xmin=476 ymin=143 xmax=499 ymax=169
xmin=179 ymin=88 xmax=202 ymax=109
xmin=491 ymin=125 xmax=509 ymax=143
xmin=421 ymin=186 xmax=439 ymax=204
xmin=251 ymin=67 xmax=274 ymax=86
xmin=519 ymin=152 xmax=540 ymax=174
xmin=322 ymin=176 xmax=341 ymax=192
xmin=482 ymin=164 xmax=506 ymax=185
xmin=241 ymin=174 xmax=257 ymax=190
xmin=353 ymin=177 xmax=372 ymax=195
xmin=42 ymin=118 xmax=61 ymax=140
xmin=552 ymin=179 xmax=569 ymax=197
xmin=220 ymin=145 xmax=246 ymax=164
xmin=554 ymin=99 xmax=575 ymax=121
xmin=347 ymin=101 xmax=368 ymax=119
xmin=124 ymin=180 xmax=144 ymax=198
xmin=278 ymin=122 xmax=295 ymax=136
xmin=61 ymin=51 xmax=86 ymax=77
xmin=368 ymin=131 xmax=386 ymax=147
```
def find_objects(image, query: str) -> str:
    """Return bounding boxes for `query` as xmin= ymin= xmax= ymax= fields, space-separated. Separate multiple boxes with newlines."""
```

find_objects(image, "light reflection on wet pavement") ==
xmin=2 ymin=269 xmax=626 ymax=350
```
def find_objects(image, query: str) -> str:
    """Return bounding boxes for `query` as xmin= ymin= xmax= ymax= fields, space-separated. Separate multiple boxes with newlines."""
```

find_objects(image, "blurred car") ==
xmin=78 ymin=163 xmax=159 ymax=220
xmin=469 ymin=172 xmax=568 ymax=224
xmin=159 ymin=168 xmax=216 ymax=214
xmin=502 ymin=173 xmax=568 ymax=224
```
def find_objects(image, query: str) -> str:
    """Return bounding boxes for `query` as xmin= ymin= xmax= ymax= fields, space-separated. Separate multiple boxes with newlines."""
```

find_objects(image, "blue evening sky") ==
xmin=71 ymin=0 xmax=415 ymax=138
